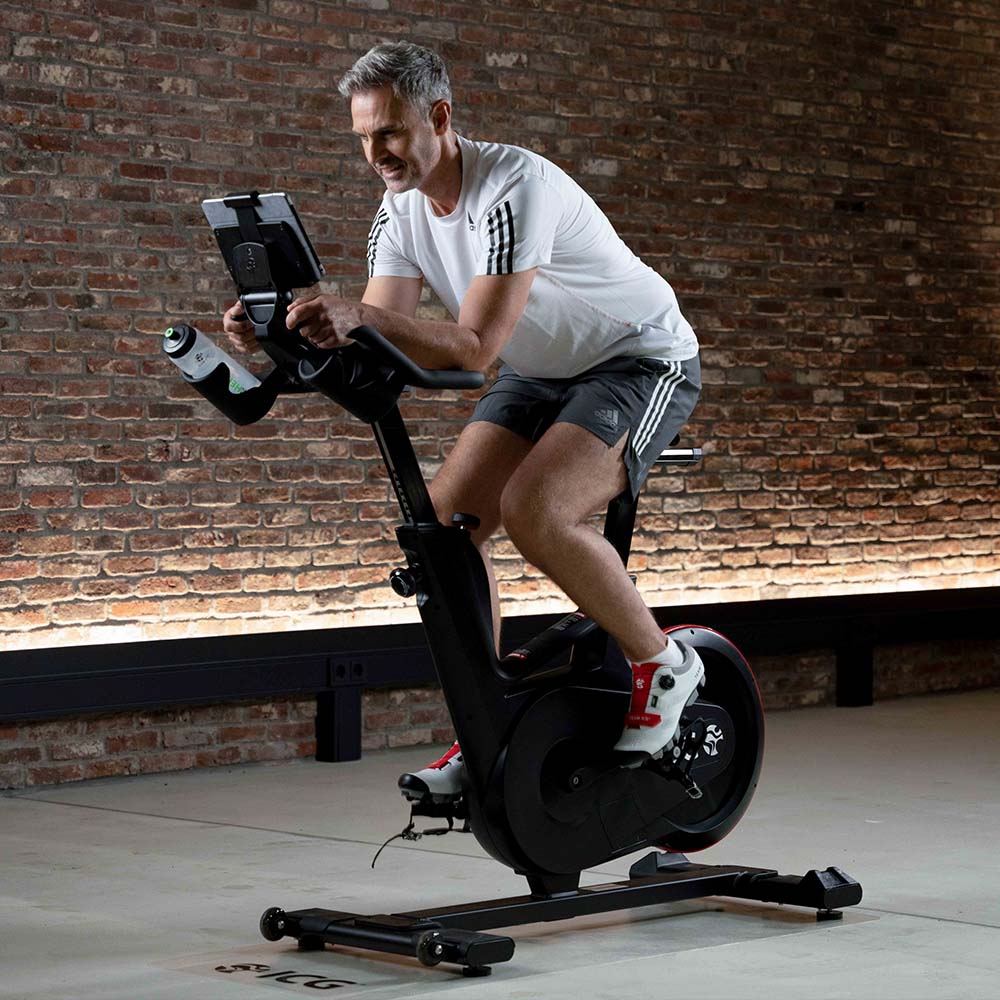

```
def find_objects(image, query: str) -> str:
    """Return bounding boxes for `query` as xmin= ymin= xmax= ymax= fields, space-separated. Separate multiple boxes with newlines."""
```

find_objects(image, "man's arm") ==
xmin=219 ymin=276 xmax=424 ymax=356
xmin=361 ymin=275 xmax=423 ymax=317
xmin=287 ymin=268 xmax=537 ymax=372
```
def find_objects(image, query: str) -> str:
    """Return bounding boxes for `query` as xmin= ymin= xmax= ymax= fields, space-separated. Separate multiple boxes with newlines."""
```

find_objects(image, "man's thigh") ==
xmin=501 ymin=355 xmax=701 ymax=523
xmin=558 ymin=356 xmax=701 ymax=502
xmin=430 ymin=419 xmax=534 ymax=540
xmin=502 ymin=421 xmax=629 ymax=528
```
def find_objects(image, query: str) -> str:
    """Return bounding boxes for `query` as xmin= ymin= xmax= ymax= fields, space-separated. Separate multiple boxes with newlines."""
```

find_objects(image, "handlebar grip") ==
xmin=347 ymin=325 xmax=485 ymax=390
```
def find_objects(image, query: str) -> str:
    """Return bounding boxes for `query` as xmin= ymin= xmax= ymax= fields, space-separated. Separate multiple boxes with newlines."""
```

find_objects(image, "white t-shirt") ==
xmin=367 ymin=135 xmax=698 ymax=378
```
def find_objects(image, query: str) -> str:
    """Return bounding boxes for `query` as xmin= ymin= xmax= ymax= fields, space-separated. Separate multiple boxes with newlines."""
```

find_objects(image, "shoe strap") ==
xmin=427 ymin=741 xmax=462 ymax=770
xmin=626 ymin=662 xmax=661 ymax=727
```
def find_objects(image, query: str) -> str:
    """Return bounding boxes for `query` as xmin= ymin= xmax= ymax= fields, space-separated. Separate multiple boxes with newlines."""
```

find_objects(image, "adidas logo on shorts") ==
xmin=595 ymin=407 xmax=619 ymax=430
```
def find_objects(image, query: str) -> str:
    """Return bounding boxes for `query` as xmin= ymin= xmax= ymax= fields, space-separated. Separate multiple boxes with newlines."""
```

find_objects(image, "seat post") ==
xmin=602 ymin=444 xmax=703 ymax=568
xmin=602 ymin=490 xmax=641 ymax=568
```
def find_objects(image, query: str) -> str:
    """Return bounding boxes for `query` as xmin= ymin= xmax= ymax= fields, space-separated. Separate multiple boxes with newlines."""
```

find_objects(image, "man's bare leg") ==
xmin=428 ymin=420 xmax=533 ymax=651
xmin=499 ymin=421 xmax=666 ymax=663
xmin=397 ymin=420 xmax=533 ymax=805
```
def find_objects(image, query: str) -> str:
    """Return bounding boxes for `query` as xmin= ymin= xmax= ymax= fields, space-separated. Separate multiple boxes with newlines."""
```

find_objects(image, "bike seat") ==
xmin=657 ymin=444 xmax=702 ymax=466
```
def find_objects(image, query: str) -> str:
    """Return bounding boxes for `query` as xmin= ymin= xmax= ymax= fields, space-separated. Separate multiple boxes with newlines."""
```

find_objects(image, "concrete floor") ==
xmin=2 ymin=688 xmax=999 ymax=1000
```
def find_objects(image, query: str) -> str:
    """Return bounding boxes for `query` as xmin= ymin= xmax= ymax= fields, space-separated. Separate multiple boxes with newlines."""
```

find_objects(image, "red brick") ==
xmin=0 ymin=560 xmax=39 ymax=581
xmin=219 ymin=725 xmax=268 ymax=742
xmin=83 ymin=759 xmax=140 ymax=780
xmin=49 ymin=739 xmax=105 ymax=761
xmin=138 ymin=751 xmax=197 ymax=774
xmin=28 ymin=764 xmax=84 ymax=786
xmin=0 ymin=747 xmax=43 ymax=764
xmin=195 ymin=747 xmax=242 ymax=767
xmin=103 ymin=731 xmax=159 ymax=753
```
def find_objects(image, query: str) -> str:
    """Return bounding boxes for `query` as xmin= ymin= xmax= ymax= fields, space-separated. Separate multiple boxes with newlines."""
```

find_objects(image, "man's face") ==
xmin=351 ymin=86 xmax=443 ymax=194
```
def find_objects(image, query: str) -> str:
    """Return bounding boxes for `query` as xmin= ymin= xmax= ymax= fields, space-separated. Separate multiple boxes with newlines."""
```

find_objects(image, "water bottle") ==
xmin=163 ymin=323 xmax=261 ymax=394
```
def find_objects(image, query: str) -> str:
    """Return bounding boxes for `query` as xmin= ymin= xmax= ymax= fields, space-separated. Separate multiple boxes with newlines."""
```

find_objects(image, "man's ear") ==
xmin=429 ymin=99 xmax=452 ymax=136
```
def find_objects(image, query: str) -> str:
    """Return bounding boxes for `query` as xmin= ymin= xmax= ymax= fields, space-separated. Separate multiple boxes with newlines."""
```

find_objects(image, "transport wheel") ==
xmin=259 ymin=907 xmax=287 ymax=942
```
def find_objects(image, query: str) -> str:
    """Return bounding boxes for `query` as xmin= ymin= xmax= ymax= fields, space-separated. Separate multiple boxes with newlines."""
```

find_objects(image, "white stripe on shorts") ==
xmin=633 ymin=362 xmax=684 ymax=457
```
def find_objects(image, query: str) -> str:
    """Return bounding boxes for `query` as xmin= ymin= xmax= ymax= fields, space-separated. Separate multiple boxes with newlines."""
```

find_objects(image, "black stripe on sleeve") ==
xmin=366 ymin=209 xmax=389 ymax=277
xmin=486 ymin=209 xmax=498 ymax=276
xmin=494 ymin=206 xmax=506 ymax=275
xmin=484 ymin=202 xmax=515 ymax=275
xmin=503 ymin=200 xmax=515 ymax=275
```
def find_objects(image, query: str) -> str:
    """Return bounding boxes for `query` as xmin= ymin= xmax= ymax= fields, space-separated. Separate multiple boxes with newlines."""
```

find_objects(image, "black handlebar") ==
xmin=167 ymin=321 xmax=485 ymax=430
xmin=347 ymin=325 xmax=485 ymax=391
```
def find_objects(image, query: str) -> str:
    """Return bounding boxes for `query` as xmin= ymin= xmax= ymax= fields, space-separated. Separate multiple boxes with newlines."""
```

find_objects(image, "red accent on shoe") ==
xmin=625 ymin=662 xmax=662 ymax=729
xmin=427 ymin=741 xmax=461 ymax=770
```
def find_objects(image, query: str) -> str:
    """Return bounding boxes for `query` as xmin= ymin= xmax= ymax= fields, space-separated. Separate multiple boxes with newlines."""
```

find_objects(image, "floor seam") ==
xmin=853 ymin=906 xmax=1000 ymax=930
xmin=2 ymin=794 xmax=496 ymax=862
xmin=8 ymin=801 xmax=1000 ymax=931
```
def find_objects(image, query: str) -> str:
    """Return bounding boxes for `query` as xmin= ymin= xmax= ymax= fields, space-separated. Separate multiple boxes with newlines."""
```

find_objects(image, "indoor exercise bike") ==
xmin=169 ymin=191 xmax=862 ymax=976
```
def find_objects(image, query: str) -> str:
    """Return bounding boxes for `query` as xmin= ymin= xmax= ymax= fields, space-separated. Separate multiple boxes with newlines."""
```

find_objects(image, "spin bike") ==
xmin=172 ymin=191 xmax=862 ymax=976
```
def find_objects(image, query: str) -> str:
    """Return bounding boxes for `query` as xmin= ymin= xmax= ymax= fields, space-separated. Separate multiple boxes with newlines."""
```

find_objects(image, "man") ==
xmin=223 ymin=42 xmax=704 ymax=804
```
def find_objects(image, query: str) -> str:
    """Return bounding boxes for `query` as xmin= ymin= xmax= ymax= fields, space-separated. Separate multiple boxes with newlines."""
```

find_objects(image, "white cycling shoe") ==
xmin=614 ymin=638 xmax=705 ymax=758
xmin=398 ymin=741 xmax=465 ymax=803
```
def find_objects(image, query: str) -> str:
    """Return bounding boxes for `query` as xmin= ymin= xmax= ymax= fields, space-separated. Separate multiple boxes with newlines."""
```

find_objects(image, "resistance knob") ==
xmin=389 ymin=567 xmax=417 ymax=598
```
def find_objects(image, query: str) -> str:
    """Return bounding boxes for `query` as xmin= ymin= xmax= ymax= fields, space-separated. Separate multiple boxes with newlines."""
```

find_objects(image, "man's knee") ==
xmin=429 ymin=478 xmax=499 ymax=546
xmin=501 ymin=479 xmax=559 ymax=557
xmin=427 ymin=478 xmax=453 ymax=524
xmin=427 ymin=423 xmax=530 ymax=542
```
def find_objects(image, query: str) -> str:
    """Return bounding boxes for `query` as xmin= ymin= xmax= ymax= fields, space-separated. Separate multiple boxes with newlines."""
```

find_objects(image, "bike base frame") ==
xmin=260 ymin=852 xmax=862 ymax=975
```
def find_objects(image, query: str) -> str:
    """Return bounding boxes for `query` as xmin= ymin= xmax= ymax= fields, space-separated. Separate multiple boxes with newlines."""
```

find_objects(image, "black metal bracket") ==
xmin=314 ymin=689 xmax=362 ymax=763
xmin=835 ymin=639 xmax=875 ymax=707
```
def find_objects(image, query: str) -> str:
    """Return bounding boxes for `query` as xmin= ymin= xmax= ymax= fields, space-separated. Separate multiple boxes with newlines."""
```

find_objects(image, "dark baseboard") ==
xmin=3 ymin=586 xmax=999 ymax=761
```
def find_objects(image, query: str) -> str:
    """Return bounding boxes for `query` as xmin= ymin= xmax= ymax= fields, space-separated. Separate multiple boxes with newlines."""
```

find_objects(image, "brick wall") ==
xmin=0 ymin=698 xmax=318 ymax=788
xmin=0 ymin=690 xmax=450 ymax=790
xmin=2 ymin=2 xmax=998 ymax=784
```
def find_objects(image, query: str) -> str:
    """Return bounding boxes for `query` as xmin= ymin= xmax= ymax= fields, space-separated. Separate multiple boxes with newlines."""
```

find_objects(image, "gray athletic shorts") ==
xmin=469 ymin=354 xmax=701 ymax=500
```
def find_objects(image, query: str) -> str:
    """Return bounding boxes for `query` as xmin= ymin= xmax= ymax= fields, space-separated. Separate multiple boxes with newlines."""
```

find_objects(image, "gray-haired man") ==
xmin=224 ymin=42 xmax=704 ymax=802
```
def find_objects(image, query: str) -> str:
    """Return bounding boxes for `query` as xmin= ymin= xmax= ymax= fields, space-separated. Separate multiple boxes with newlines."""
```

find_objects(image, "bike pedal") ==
xmin=650 ymin=724 xmax=685 ymax=762
xmin=613 ymin=749 xmax=651 ymax=770
xmin=408 ymin=795 xmax=467 ymax=819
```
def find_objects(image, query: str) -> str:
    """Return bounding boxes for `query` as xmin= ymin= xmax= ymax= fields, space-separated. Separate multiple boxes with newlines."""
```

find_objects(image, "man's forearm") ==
xmin=356 ymin=302 xmax=485 ymax=371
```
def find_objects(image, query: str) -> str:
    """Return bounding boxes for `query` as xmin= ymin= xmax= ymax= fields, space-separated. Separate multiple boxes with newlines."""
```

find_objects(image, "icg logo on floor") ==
xmin=215 ymin=964 xmax=358 ymax=990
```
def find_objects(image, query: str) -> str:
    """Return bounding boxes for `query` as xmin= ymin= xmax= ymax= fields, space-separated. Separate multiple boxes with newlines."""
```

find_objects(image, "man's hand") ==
xmin=286 ymin=294 xmax=363 ymax=350
xmin=222 ymin=301 xmax=260 ymax=354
